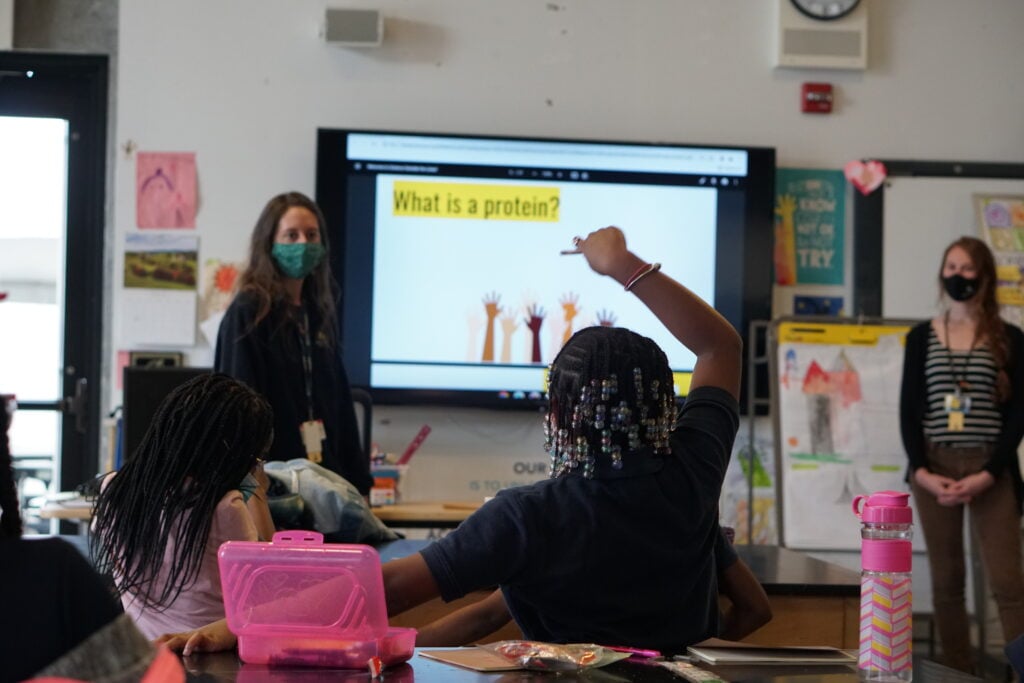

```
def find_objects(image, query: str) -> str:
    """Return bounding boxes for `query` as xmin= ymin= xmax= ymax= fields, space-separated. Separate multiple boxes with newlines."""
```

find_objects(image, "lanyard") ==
xmin=943 ymin=311 xmax=979 ymax=392
xmin=298 ymin=310 xmax=315 ymax=421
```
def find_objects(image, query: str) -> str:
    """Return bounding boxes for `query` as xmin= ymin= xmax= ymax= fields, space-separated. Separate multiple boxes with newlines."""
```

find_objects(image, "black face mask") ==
xmin=943 ymin=274 xmax=980 ymax=302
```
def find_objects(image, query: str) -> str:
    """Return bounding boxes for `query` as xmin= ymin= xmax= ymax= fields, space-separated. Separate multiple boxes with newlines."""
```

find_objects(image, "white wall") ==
xmin=111 ymin=0 xmax=1024 ymax=499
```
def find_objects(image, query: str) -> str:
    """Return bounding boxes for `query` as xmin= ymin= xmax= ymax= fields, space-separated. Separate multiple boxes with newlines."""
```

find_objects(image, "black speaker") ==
xmin=121 ymin=367 xmax=211 ymax=463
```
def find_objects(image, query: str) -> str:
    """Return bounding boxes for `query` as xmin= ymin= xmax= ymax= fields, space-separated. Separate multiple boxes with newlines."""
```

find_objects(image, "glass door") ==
xmin=0 ymin=52 xmax=107 ymax=531
xmin=0 ymin=116 xmax=69 ymax=530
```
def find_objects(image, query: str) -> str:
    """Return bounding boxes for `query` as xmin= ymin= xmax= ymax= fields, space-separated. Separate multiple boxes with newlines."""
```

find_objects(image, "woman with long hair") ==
xmin=215 ymin=191 xmax=372 ymax=494
xmin=91 ymin=373 xmax=273 ymax=639
xmin=900 ymin=236 xmax=1024 ymax=673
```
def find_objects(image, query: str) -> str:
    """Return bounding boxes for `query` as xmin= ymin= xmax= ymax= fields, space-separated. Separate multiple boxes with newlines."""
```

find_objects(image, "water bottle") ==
xmin=852 ymin=491 xmax=913 ymax=682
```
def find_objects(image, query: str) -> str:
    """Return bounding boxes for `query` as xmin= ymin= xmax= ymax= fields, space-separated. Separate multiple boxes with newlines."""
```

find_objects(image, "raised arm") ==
xmin=576 ymin=227 xmax=742 ymax=399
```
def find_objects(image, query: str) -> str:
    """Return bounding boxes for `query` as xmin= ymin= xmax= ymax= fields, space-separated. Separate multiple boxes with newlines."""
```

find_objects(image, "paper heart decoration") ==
xmin=844 ymin=159 xmax=887 ymax=196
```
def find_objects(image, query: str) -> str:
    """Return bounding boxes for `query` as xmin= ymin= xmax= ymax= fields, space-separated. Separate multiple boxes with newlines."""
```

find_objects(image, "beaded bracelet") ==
xmin=624 ymin=262 xmax=661 ymax=291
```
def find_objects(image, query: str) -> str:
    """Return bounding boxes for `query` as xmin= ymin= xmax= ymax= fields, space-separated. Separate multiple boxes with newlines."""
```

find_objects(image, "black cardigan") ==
xmin=899 ymin=319 xmax=1024 ymax=504
xmin=214 ymin=291 xmax=373 ymax=495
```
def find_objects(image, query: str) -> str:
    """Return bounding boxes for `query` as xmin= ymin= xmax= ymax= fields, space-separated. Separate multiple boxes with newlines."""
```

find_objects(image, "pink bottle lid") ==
xmin=852 ymin=490 xmax=913 ymax=524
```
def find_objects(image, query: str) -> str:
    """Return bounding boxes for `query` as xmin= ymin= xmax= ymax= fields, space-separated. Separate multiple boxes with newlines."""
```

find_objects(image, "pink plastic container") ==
xmin=218 ymin=530 xmax=416 ymax=668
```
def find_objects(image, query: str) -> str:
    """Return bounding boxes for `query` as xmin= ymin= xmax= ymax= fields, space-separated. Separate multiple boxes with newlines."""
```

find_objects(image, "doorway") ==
xmin=0 ymin=52 xmax=107 ymax=530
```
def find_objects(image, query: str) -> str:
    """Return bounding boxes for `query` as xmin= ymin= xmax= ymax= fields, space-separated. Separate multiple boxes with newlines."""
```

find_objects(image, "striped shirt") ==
xmin=923 ymin=327 xmax=1001 ymax=446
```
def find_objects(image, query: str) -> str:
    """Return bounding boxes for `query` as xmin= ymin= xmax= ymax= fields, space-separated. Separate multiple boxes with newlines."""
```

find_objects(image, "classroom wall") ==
xmin=111 ymin=0 xmax=1024 ymax=500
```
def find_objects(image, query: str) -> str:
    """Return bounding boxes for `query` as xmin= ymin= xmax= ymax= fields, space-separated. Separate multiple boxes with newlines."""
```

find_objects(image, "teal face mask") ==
xmin=272 ymin=242 xmax=325 ymax=279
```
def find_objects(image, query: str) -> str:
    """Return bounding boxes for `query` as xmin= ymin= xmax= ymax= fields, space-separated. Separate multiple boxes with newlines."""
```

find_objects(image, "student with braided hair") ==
xmin=91 ymin=373 xmax=275 ymax=640
xmin=161 ymin=226 xmax=743 ymax=656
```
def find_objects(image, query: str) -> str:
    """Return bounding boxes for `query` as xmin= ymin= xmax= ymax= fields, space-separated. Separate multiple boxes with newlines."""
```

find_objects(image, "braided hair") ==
xmin=91 ymin=373 xmax=272 ymax=610
xmin=0 ymin=395 xmax=23 ymax=539
xmin=545 ymin=326 xmax=676 ymax=478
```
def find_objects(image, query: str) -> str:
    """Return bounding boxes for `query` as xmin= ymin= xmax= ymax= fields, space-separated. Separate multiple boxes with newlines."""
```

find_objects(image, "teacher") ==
xmin=215 ymin=192 xmax=373 ymax=495
xmin=900 ymin=236 xmax=1024 ymax=673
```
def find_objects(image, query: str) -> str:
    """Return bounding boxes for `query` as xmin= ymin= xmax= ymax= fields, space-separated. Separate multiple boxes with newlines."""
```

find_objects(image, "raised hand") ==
xmin=483 ymin=292 xmax=502 ymax=320
xmin=481 ymin=292 xmax=502 ymax=362
xmin=525 ymin=304 xmax=546 ymax=363
xmin=560 ymin=292 xmax=580 ymax=344
xmin=595 ymin=308 xmax=617 ymax=327
xmin=500 ymin=312 xmax=519 ymax=364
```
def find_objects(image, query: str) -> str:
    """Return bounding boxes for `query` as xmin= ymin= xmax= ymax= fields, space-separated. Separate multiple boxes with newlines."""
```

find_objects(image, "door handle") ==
xmin=62 ymin=378 xmax=88 ymax=434
xmin=14 ymin=378 xmax=88 ymax=434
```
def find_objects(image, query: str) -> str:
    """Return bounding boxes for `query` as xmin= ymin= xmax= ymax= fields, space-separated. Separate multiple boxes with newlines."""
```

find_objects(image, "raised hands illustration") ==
xmin=481 ymin=292 xmax=502 ymax=362
xmin=595 ymin=308 xmax=617 ymax=327
xmin=560 ymin=292 xmax=580 ymax=344
xmin=525 ymin=303 xmax=546 ymax=364
xmin=499 ymin=312 xmax=519 ymax=364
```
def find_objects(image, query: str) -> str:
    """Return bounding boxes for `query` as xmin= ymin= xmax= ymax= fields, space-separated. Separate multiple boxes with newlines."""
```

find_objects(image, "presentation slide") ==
xmin=368 ymin=173 xmax=717 ymax=394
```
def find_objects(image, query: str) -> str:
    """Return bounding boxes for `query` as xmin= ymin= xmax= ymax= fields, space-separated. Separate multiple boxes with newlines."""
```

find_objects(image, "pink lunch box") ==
xmin=218 ymin=530 xmax=416 ymax=668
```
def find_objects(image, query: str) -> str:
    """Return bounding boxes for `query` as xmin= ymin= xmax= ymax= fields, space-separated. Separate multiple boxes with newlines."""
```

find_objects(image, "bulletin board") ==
xmin=770 ymin=317 xmax=924 ymax=551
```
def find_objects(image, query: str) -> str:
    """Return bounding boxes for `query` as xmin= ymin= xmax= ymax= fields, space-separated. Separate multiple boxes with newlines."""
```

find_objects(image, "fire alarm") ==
xmin=801 ymin=82 xmax=833 ymax=113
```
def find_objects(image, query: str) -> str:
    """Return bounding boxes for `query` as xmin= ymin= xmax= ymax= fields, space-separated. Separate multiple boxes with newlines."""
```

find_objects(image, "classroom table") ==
xmin=371 ymin=500 xmax=482 ymax=528
xmin=380 ymin=540 xmax=862 ymax=650
xmin=176 ymin=649 xmax=977 ymax=682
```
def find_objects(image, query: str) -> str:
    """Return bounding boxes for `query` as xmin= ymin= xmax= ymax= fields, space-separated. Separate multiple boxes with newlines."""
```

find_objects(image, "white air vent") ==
xmin=324 ymin=8 xmax=383 ymax=47
xmin=775 ymin=0 xmax=868 ymax=70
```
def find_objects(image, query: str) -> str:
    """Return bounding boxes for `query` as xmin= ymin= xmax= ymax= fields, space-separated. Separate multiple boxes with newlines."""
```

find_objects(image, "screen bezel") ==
xmin=316 ymin=128 xmax=775 ymax=410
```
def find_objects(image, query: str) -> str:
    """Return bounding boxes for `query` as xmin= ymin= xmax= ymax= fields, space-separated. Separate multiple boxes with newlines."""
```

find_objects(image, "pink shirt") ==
xmin=121 ymin=490 xmax=258 ymax=639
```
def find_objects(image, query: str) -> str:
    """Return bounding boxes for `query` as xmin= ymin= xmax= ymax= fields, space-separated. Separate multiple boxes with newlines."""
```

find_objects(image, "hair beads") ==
xmin=545 ymin=326 xmax=676 ymax=479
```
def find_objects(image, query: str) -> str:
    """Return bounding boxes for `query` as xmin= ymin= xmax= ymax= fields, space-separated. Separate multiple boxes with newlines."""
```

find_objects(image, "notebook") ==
xmin=687 ymin=643 xmax=856 ymax=665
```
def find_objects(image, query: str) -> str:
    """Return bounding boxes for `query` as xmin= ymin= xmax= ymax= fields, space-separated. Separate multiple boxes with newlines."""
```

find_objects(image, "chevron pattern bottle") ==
xmin=853 ymin=491 xmax=913 ymax=682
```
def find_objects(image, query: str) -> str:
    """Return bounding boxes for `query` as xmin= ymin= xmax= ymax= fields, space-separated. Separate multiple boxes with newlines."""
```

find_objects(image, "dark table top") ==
xmin=733 ymin=545 xmax=860 ymax=597
xmin=377 ymin=540 xmax=861 ymax=598
xmin=180 ymin=650 xmax=979 ymax=682
xmin=180 ymin=648 xmax=862 ymax=682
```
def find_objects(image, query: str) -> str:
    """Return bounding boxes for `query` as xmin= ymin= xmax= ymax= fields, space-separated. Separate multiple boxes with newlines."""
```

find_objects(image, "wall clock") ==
xmin=789 ymin=0 xmax=861 ymax=22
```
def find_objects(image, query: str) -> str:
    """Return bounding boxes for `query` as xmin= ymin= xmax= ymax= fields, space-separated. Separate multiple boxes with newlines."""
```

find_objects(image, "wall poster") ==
xmin=774 ymin=168 xmax=846 ymax=286
xmin=975 ymin=194 xmax=1024 ymax=329
xmin=773 ymin=319 xmax=925 ymax=551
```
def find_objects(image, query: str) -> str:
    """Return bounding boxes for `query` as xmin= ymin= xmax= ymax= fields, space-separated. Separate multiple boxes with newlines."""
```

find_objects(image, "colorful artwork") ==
xmin=123 ymin=233 xmax=198 ymax=291
xmin=720 ymin=417 xmax=778 ymax=545
xmin=776 ymin=322 xmax=915 ymax=550
xmin=199 ymin=259 xmax=240 ymax=321
xmin=975 ymin=194 xmax=1024 ymax=328
xmin=136 ymin=152 xmax=197 ymax=229
xmin=775 ymin=168 xmax=846 ymax=286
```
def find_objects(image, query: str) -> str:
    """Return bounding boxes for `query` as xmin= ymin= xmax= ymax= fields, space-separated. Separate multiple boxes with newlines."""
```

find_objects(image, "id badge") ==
xmin=944 ymin=391 xmax=971 ymax=432
xmin=300 ymin=419 xmax=326 ymax=463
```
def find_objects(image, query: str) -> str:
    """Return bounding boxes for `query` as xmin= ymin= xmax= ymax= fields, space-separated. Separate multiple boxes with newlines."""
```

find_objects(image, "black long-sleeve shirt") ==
xmin=215 ymin=291 xmax=373 ymax=494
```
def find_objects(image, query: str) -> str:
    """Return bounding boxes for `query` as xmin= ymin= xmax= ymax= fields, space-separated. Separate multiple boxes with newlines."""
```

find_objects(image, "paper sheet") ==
xmin=136 ymin=151 xmax=197 ymax=228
